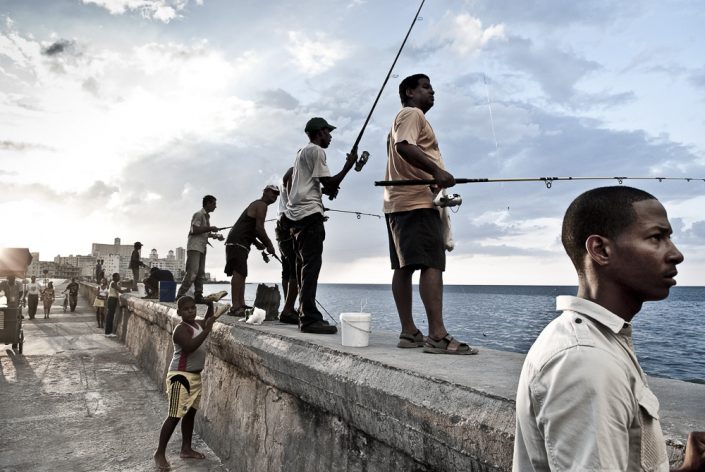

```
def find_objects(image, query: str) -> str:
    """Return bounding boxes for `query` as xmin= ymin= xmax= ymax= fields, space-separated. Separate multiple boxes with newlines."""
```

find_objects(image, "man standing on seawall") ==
xmin=129 ymin=242 xmax=148 ymax=291
xmin=224 ymin=185 xmax=279 ymax=317
xmin=176 ymin=195 xmax=224 ymax=303
xmin=384 ymin=74 xmax=476 ymax=354
xmin=513 ymin=186 xmax=705 ymax=471
xmin=283 ymin=117 xmax=357 ymax=334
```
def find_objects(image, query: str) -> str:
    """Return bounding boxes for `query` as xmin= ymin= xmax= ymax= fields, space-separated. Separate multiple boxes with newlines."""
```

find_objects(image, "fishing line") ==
xmin=348 ymin=0 xmax=426 ymax=171
xmin=483 ymin=73 xmax=499 ymax=153
xmin=316 ymin=298 xmax=338 ymax=325
xmin=375 ymin=176 xmax=705 ymax=189
xmin=323 ymin=207 xmax=382 ymax=219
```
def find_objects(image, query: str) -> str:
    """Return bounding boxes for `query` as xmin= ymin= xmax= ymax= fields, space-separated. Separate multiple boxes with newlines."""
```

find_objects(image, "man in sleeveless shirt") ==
xmin=384 ymin=74 xmax=477 ymax=354
xmin=513 ymin=186 xmax=705 ymax=471
xmin=224 ymin=185 xmax=279 ymax=317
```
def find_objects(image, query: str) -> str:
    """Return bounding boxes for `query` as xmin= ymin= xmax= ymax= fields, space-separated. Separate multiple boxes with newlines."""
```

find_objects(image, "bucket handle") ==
xmin=342 ymin=319 xmax=371 ymax=334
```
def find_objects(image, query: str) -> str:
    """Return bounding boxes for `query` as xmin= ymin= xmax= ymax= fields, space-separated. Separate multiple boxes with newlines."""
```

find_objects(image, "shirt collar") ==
xmin=556 ymin=295 xmax=630 ymax=334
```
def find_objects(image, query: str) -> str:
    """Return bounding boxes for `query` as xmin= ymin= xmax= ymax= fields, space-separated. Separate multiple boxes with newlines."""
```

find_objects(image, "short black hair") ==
xmin=561 ymin=186 xmax=656 ymax=275
xmin=399 ymin=74 xmax=430 ymax=105
xmin=203 ymin=195 xmax=216 ymax=207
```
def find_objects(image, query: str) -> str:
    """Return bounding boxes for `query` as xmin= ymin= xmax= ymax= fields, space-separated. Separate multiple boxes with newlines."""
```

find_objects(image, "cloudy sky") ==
xmin=1 ymin=0 xmax=704 ymax=285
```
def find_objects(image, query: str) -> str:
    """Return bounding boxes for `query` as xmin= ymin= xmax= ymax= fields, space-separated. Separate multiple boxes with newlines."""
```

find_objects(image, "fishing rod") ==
xmin=348 ymin=0 xmax=426 ymax=173
xmin=375 ymin=176 xmax=705 ymax=189
xmin=323 ymin=207 xmax=382 ymax=219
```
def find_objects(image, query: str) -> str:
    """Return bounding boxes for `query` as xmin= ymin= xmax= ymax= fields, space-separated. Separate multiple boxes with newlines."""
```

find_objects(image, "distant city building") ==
xmin=25 ymin=237 xmax=186 ymax=282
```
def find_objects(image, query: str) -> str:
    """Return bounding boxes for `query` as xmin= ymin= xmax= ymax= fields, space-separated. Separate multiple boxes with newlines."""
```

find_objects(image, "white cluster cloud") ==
xmin=81 ymin=0 xmax=203 ymax=23
xmin=286 ymin=31 xmax=350 ymax=75
xmin=429 ymin=12 xmax=506 ymax=56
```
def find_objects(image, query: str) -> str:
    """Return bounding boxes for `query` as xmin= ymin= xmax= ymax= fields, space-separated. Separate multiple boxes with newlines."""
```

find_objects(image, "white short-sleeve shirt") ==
xmin=284 ymin=142 xmax=331 ymax=221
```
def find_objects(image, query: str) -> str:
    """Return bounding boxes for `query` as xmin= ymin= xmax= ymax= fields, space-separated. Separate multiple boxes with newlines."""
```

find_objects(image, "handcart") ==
xmin=0 ymin=248 xmax=32 ymax=353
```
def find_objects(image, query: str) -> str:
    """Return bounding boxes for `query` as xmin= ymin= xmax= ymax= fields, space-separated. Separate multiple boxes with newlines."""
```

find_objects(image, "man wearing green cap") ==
xmin=283 ymin=117 xmax=357 ymax=334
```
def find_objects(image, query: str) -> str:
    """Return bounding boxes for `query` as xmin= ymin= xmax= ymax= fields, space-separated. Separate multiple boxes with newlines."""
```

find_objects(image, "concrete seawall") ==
xmin=79 ymin=283 xmax=705 ymax=471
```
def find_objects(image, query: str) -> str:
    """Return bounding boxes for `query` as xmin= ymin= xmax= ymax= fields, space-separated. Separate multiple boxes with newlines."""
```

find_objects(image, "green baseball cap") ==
xmin=304 ymin=117 xmax=336 ymax=133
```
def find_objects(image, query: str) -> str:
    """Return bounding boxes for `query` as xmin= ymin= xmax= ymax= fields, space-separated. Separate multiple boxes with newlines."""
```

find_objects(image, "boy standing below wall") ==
xmin=513 ymin=186 xmax=705 ymax=471
xmin=153 ymin=296 xmax=218 ymax=471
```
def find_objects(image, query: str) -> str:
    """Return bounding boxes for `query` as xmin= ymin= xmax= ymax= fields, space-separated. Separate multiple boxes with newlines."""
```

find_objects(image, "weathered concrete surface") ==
xmin=88 ymin=281 xmax=705 ymax=472
xmin=0 ymin=283 xmax=226 ymax=472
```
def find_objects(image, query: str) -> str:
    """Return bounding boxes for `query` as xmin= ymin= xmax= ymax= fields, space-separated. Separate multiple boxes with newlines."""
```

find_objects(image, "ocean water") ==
xmin=201 ymin=283 xmax=705 ymax=384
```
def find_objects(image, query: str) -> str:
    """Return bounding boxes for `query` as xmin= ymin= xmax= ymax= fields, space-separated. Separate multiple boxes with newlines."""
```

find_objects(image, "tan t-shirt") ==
xmin=383 ymin=107 xmax=445 ymax=213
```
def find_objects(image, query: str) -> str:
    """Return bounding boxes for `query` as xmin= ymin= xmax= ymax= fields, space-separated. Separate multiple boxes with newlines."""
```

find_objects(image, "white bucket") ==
xmin=136 ymin=283 xmax=146 ymax=297
xmin=340 ymin=312 xmax=372 ymax=347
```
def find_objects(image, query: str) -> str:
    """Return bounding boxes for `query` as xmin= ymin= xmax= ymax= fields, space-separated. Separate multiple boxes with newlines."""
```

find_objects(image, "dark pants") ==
xmin=27 ymin=294 xmax=39 ymax=318
xmin=132 ymin=268 xmax=140 ymax=291
xmin=69 ymin=293 xmax=78 ymax=312
xmin=291 ymin=213 xmax=325 ymax=325
xmin=105 ymin=297 xmax=118 ymax=335
xmin=276 ymin=219 xmax=297 ymax=299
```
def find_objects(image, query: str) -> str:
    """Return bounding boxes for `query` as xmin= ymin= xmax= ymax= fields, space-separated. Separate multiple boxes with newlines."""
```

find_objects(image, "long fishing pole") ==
xmin=323 ymin=207 xmax=382 ymax=219
xmin=375 ymin=176 xmax=705 ymax=189
xmin=349 ymin=0 xmax=426 ymax=172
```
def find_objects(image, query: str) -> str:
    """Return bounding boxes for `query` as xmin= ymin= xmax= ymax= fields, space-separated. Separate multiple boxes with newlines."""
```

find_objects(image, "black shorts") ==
xmin=386 ymin=208 xmax=445 ymax=271
xmin=224 ymin=244 xmax=250 ymax=277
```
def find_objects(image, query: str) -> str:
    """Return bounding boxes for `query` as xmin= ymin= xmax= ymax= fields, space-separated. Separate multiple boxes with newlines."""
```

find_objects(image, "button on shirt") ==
xmin=187 ymin=209 xmax=210 ymax=254
xmin=513 ymin=296 xmax=668 ymax=472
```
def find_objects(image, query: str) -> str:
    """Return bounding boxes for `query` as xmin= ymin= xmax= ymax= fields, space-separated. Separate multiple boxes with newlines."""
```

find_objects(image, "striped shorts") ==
xmin=165 ymin=371 xmax=202 ymax=418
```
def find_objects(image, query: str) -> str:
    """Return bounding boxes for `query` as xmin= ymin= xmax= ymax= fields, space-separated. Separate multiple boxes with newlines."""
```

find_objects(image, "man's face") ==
xmin=205 ymin=200 xmax=217 ymax=213
xmin=263 ymin=189 xmax=279 ymax=204
xmin=317 ymin=128 xmax=332 ymax=149
xmin=609 ymin=199 xmax=684 ymax=302
xmin=407 ymin=77 xmax=434 ymax=112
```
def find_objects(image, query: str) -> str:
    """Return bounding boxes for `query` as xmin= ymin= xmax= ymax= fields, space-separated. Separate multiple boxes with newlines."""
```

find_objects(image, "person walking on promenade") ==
xmin=153 ymin=295 xmax=216 ymax=471
xmin=95 ymin=259 xmax=104 ymax=283
xmin=94 ymin=277 xmax=108 ymax=328
xmin=176 ymin=195 xmax=224 ymax=303
xmin=224 ymin=185 xmax=279 ymax=317
xmin=129 ymin=242 xmax=148 ymax=291
xmin=26 ymin=275 xmax=40 ymax=319
xmin=105 ymin=273 xmax=127 ymax=337
xmin=384 ymin=74 xmax=476 ymax=354
xmin=282 ymin=117 xmax=357 ymax=334
xmin=276 ymin=167 xmax=300 ymax=324
xmin=63 ymin=277 xmax=80 ymax=312
xmin=513 ymin=186 xmax=705 ymax=472
xmin=41 ymin=281 xmax=55 ymax=319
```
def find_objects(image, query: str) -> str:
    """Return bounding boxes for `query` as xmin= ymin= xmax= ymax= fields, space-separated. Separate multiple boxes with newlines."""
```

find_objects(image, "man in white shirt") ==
xmin=283 ymin=117 xmax=356 ymax=334
xmin=176 ymin=195 xmax=223 ymax=302
xmin=513 ymin=186 xmax=704 ymax=471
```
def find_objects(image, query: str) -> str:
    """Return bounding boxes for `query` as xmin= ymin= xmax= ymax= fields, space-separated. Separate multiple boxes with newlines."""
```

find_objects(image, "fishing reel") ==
xmin=355 ymin=151 xmax=370 ymax=172
xmin=433 ymin=192 xmax=463 ymax=208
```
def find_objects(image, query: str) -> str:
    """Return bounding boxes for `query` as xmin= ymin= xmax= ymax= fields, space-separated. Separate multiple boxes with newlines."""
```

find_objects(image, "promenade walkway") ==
xmin=0 ymin=283 xmax=227 ymax=472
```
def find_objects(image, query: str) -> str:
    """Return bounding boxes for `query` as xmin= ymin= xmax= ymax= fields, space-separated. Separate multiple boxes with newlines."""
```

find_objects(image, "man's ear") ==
xmin=585 ymin=234 xmax=611 ymax=266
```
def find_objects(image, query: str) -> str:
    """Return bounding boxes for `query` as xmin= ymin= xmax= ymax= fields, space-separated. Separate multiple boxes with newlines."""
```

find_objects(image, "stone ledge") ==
xmin=78 ymin=283 xmax=705 ymax=471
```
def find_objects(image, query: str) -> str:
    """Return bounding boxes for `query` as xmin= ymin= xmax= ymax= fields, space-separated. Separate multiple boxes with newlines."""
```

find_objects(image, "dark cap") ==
xmin=304 ymin=117 xmax=336 ymax=133
xmin=134 ymin=241 xmax=143 ymax=248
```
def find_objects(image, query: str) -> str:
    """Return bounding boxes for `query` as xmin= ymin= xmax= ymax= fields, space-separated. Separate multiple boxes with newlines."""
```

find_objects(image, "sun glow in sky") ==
xmin=1 ymin=0 xmax=705 ymax=285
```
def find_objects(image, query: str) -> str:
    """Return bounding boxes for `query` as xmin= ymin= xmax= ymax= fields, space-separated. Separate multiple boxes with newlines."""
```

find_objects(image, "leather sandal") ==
xmin=422 ymin=334 xmax=479 ymax=355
